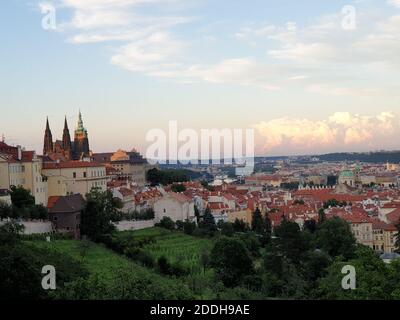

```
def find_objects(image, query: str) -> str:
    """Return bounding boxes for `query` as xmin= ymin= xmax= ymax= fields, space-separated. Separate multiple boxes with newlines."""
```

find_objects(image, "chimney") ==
xmin=17 ymin=145 xmax=22 ymax=161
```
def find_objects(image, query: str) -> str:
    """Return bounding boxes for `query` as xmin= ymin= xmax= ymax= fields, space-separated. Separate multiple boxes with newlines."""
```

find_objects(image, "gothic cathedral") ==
xmin=43 ymin=111 xmax=90 ymax=161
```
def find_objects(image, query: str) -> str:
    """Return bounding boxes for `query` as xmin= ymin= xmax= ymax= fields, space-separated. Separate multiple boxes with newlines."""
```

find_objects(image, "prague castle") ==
xmin=43 ymin=111 xmax=91 ymax=161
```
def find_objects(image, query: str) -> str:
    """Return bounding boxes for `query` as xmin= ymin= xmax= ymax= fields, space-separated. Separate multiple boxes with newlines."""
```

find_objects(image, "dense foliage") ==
xmin=146 ymin=168 xmax=200 ymax=186
xmin=0 ymin=186 xmax=48 ymax=220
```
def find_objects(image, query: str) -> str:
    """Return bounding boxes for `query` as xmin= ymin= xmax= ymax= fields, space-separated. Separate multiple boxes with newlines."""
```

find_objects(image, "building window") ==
xmin=83 ymin=172 xmax=87 ymax=178
xmin=73 ymin=172 xmax=76 ymax=178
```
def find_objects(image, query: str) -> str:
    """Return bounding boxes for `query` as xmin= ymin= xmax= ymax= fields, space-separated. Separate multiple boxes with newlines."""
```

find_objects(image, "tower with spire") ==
xmin=43 ymin=117 xmax=54 ymax=156
xmin=62 ymin=116 xmax=73 ymax=160
xmin=42 ymin=111 xmax=90 ymax=160
xmin=73 ymin=111 xmax=90 ymax=159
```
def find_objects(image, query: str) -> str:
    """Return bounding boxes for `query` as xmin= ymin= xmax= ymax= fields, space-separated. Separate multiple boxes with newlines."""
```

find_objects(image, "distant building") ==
xmin=338 ymin=170 xmax=356 ymax=187
xmin=92 ymin=149 xmax=149 ymax=187
xmin=153 ymin=192 xmax=195 ymax=222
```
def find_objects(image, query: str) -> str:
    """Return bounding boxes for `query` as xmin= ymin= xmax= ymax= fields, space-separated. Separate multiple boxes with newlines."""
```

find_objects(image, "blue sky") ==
xmin=1 ymin=0 xmax=400 ymax=156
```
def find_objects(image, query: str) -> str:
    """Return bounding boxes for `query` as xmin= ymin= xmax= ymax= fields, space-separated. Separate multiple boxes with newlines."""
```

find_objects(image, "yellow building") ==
xmin=0 ymin=143 xmax=47 ymax=205
xmin=92 ymin=149 xmax=148 ymax=187
xmin=372 ymin=220 xmax=398 ymax=253
xmin=42 ymin=161 xmax=107 ymax=197
xmin=227 ymin=209 xmax=253 ymax=225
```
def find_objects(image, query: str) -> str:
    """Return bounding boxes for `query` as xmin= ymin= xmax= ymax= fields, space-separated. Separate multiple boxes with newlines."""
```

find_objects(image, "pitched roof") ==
xmin=48 ymin=194 xmax=85 ymax=213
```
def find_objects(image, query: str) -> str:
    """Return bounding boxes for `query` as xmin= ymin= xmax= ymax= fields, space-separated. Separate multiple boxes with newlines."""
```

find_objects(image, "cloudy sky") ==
xmin=0 ymin=0 xmax=399 ymax=156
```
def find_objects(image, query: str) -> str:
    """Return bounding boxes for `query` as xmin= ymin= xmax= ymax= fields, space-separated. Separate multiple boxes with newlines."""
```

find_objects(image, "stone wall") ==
xmin=0 ymin=219 xmax=54 ymax=234
xmin=114 ymin=219 xmax=155 ymax=231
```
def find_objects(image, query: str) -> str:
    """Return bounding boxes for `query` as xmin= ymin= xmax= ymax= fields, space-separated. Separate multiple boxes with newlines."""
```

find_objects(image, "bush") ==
xmin=183 ymin=220 xmax=196 ymax=235
xmin=156 ymin=217 xmax=175 ymax=230
xmin=157 ymin=256 xmax=188 ymax=277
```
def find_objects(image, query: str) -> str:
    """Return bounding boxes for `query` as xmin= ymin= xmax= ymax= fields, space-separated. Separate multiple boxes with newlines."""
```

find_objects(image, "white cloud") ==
xmin=254 ymin=112 xmax=399 ymax=154
xmin=388 ymin=0 xmax=400 ymax=8
xmin=37 ymin=1 xmax=400 ymax=95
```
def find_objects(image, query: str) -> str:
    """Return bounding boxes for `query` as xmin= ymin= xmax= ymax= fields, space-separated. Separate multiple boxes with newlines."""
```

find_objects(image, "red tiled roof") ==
xmin=47 ymin=196 xmax=61 ymax=210
xmin=387 ymin=208 xmax=400 ymax=224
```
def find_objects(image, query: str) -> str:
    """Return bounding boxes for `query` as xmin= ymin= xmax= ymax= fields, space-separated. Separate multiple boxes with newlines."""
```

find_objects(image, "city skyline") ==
xmin=1 ymin=0 xmax=400 ymax=156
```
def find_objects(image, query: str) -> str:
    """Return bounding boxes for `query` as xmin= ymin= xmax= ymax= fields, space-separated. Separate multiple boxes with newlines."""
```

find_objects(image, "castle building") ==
xmin=43 ymin=111 xmax=91 ymax=161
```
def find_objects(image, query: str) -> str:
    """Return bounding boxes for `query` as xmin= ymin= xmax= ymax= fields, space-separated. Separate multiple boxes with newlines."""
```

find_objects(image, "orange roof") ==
xmin=47 ymin=196 xmax=61 ymax=210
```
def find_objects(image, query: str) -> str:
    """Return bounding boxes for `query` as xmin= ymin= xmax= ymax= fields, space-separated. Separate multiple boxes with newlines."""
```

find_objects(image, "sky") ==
xmin=0 ymin=0 xmax=399 ymax=157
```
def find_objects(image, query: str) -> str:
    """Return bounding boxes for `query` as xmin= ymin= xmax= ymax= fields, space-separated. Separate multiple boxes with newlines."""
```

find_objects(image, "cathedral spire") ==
xmin=43 ymin=116 xmax=53 ymax=155
xmin=74 ymin=110 xmax=90 ymax=159
xmin=62 ymin=116 xmax=72 ymax=159
xmin=64 ymin=115 xmax=69 ymax=130
xmin=77 ymin=110 xmax=84 ymax=131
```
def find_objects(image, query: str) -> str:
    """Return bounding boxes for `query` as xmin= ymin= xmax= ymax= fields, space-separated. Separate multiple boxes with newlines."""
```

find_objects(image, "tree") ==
xmin=303 ymin=219 xmax=317 ymax=234
xmin=323 ymin=199 xmax=340 ymax=209
xmin=183 ymin=220 xmax=196 ymax=235
xmin=81 ymin=189 xmax=122 ymax=241
xmin=232 ymin=219 xmax=248 ymax=233
xmin=9 ymin=185 xmax=35 ymax=208
xmin=0 ymin=202 xmax=13 ymax=220
xmin=318 ymin=208 xmax=326 ymax=224
xmin=199 ymin=208 xmax=217 ymax=235
xmin=262 ymin=211 xmax=272 ymax=245
xmin=210 ymin=237 xmax=253 ymax=287
xmin=251 ymin=208 xmax=264 ymax=234
xmin=220 ymin=222 xmax=234 ymax=237
xmin=316 ymin=217 xmax=356 ymax=260
xmin=157 ymin=217 xmax=175 ymax=230
xmin=274 ymin=219 xmax=310 ymax=264
xmin=171 ymin=184 xmax=186 ymax=193
xmin=317 ymin=246 xmax=391 ymax=300
xmin=200 ymin=250 xmax=210 ymax=274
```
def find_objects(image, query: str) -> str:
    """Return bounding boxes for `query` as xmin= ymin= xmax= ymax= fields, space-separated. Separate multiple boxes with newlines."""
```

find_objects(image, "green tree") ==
xmin=157 ymin=216 xmax=175 ymax=230
xmin=171 ymin=184 xmax=186 ymax=193
xmin=318 ymin=208 xmax=326 ymax=224
xmin=210 ymin=237 xmax=254 ymax=287
xmin=232 ymin=218 xmax=248 ymax=233
xmin=274 ymin=219 xmax=311 ymax=264
xmin=219 ymin=222 xmax=234 ymax=237
xmin=251 ymin=208 xmax=264 ymax=234
xmin=9 ymin=185 xmax=35 ymax=208
xmin=317 ymin=246 xmax=391 ymax=299
xmin=316 ymin=217 xmax=356 ymax=260
xmin=199 ymin=207 xmax=217 ymax=235
xmin=81 ymin=189 xmax=122 ymax=241
xmin=0 ymin=202 xmax=13 ymax=220
xmin=262 ymin=211 xmax=272 ymax=245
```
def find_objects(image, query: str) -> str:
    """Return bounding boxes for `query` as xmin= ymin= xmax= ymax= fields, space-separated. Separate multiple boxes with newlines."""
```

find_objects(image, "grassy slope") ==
xmin=124 ymin=227 xmax=214 ymax=274
xmin=25 ymin=239 xmax=193 ymax=299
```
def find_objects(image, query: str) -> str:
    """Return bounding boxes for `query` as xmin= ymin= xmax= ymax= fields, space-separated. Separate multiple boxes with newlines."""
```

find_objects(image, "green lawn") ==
xmin=124 ymin=227 xmax=214 ymax=274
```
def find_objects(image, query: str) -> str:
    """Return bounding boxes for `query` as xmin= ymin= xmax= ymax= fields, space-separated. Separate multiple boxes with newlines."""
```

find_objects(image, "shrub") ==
xmin=156 ymin=217 xmax=175 ymax=230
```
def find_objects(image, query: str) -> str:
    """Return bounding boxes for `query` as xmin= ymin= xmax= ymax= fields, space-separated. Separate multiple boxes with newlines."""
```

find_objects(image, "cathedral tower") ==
xmin=43 ymin=117 xmax=53 ymax=155
xmin=62 ymin=116 xmax=73 ymax=160
xmin=73 ymin=111 xmax=90 ymax=159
